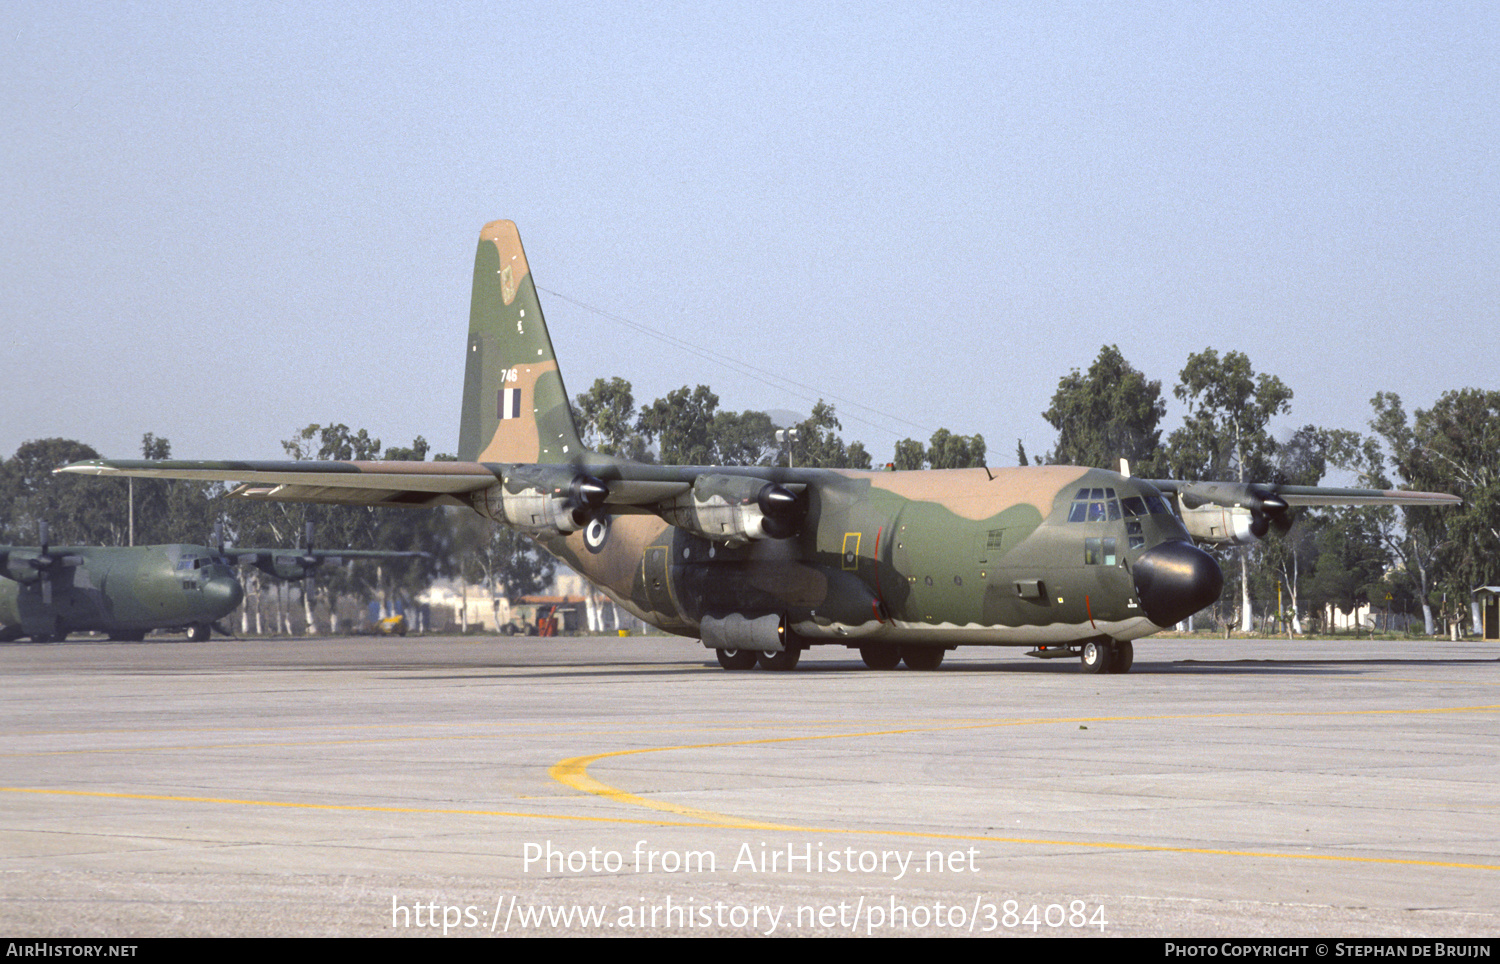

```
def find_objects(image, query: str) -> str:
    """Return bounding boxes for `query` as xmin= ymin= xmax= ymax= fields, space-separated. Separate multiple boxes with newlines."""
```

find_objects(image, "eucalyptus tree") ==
xmin=1042 ymin=345 xmax=1165 ymax=475
xmin=787 ymin=401 xmax=871 ymax=470
xmin=1165 ymin=350 xmax=1293 ymax=632
xmin=0 ymin=438 xmax=126 ymax=546
xmin=1371 ymin=390 xmax=1500 ymax=635
xmin=891 ymin=429 xmax=987 ymax=470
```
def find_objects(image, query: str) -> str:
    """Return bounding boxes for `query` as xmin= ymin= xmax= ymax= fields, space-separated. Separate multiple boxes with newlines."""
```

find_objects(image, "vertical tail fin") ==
xmin=457 ymin=220 xmax=585 ymax=464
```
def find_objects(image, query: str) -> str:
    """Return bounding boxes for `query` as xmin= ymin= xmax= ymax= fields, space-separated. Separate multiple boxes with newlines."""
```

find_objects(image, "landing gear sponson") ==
xmin=713 ymin=638 xmax=1135 ymax=673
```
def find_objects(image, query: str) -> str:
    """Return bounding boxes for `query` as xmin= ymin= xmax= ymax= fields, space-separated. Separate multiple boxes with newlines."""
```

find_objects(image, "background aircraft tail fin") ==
xmin=457 ymin=220 xmax=586 ymax=464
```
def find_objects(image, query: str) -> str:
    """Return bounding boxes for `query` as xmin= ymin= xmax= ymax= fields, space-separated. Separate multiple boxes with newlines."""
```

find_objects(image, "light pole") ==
xmin=775 ymin=428 xmax=800 ymax=469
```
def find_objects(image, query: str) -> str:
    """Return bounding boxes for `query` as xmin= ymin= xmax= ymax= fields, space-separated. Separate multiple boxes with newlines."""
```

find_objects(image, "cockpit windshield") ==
xmin=1067 ymin=487 xmax=1171 ymax=522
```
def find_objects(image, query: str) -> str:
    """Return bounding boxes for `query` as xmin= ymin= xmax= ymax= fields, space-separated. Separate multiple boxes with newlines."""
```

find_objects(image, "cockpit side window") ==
xmin=1084 ymin=536 xmax=1119 ymax=565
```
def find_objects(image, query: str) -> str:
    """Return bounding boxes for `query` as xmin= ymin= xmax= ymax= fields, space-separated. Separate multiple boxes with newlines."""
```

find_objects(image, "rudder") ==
xmin=457 ymin=220 xmax=585 ymax=464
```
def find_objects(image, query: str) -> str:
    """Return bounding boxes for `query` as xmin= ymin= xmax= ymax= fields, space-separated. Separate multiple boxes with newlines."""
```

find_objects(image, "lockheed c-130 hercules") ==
xmin=1 ymin=522 xmax=422 ymax=643
xmin=62 ymin=220 xmax=1460 ymax=672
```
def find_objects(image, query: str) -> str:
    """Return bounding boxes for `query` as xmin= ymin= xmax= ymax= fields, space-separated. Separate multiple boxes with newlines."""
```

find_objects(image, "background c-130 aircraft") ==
xmin=0 ymin=522 xmax=421 ymax=643
xmin=62 ymin=221 xmax=1460 ymax=672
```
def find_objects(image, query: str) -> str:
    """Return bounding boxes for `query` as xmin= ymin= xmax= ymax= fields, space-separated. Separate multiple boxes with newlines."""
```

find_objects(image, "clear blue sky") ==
xmin=3 ymin=1 xmax=1495 ymax=466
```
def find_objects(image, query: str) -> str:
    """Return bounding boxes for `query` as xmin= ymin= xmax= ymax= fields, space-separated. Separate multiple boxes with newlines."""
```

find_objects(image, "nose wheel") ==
xmin=1080 ymin=639 xmax=1133 ymax=674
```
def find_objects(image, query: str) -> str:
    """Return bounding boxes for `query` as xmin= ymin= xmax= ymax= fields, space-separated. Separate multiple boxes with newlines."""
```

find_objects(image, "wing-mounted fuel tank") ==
xmin=470 ymin=466 xmax=609 ymax=535
xmin=656 ymin=474 xmax=805 ymax=547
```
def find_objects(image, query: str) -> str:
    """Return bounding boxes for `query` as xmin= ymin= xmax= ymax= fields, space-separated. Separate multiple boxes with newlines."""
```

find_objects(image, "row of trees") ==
xmin=573 ymin=378 xmax=882 ymax=469
xmin=1038 ymin=345 xmax=1499 ymax=635
xmin=573 ymin=377 xmax=989 ymax=472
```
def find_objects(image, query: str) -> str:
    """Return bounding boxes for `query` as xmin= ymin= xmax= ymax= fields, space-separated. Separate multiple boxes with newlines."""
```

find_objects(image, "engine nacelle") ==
xmin=1178 ymin=501 xmax=1258 ymax=545
xmin=266 ymin=554 xmax=316 ymax=581
xmin=470 ymin=468 xmax=608 ymax=535
xmin=229 ymin=551 xmax=315 ymax=581
xmin=659 ymin=475 xmax=804 ymax=546
xmin=0 ymin=551 xmax=79 ymax=585
xmin=1174 ymin=482 xmax=1292 ymax=545
xmin=472 ymin=485 xmax=585 ymax=533
xmin=2 ymin=552 xmax=44 ymax=584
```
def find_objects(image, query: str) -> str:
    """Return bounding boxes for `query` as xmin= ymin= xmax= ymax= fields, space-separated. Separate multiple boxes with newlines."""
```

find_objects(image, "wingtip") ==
xmin=54 ymin=461 xmax=109 ymax=476
xmin=1383 ymin=488 xmax=1463 ymax=505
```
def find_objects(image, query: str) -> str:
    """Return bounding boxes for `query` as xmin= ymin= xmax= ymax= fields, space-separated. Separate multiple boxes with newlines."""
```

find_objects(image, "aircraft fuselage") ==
xmin=533 ymin=463 xmax=1220 ymax=654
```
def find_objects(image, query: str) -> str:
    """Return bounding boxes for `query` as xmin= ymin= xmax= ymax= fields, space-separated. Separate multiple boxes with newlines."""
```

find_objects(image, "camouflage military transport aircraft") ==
xmin=0 ymin=524 xmax=421 ymax=643
xmin=60 ymin=221 xmax=1460 ymax=671
xmin=0 ymin=536 xmax=242 ymax=642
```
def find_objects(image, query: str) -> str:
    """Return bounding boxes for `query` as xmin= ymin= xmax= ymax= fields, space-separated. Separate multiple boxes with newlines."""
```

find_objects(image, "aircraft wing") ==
xmin=1143 ymin=479 xmax=1462 ymax=509
xmin=1251 ymin=485 xmax=1461 ymax=508
xmin=223 ymin=546 xmax=431 ymax=580
xmin=58 ymin=459 xmax=500 ymax=508
xmin=59 ymin=457 xmax=801 ymax=540
xmin=57 ymin=458 xmax=728 ymax=510
xmin=1141 ymin=478 xmax=1460 ymax=544
xmin=226 ymin=548 xmax=428 ymax=562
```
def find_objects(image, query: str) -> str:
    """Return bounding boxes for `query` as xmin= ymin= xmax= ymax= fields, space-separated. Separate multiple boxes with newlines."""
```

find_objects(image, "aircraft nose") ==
xmin=1132 ymin=540 xmax=1222 ymax=628
xmin=204 ymin=576 xmax=244 ymax=614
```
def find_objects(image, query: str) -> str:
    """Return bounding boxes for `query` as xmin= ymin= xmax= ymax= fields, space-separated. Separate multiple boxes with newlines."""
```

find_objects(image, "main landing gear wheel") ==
xmin=1108 ymin=640 xmax=1133 ymax=674
xmin=901 ymin=647 xmax=945 ymax=671
xmin=716 ymin=648 xmax=759 ymax=670
xmin=758 ymin=648 xmax=802 ymax=671
xmin=859 ymin=644 xmax=901 ymax=670
xmin=1079 ymin=640 xmax=1112 ymax=674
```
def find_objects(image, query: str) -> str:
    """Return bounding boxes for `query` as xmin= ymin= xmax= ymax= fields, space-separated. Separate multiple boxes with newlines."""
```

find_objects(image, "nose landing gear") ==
xmin=1080 ymin=638 xmax=1133 ymax=674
